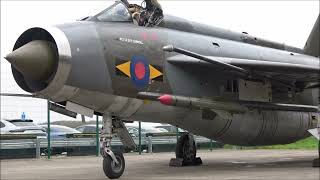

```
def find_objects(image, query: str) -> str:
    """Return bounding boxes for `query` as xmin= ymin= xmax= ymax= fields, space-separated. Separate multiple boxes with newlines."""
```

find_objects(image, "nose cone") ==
xmin=5 ymin=40 xmax=57 ymax=81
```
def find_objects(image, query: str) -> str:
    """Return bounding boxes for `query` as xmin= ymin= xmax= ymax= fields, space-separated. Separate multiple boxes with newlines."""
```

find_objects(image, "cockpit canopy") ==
xmin=88 ymin=1 xmax=163 ymax=27
xmin=90 ymin=2 xmax=132 ymax=22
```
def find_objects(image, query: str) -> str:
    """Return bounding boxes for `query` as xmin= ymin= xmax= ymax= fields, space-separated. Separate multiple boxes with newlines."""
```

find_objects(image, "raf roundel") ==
xmin=134 ymin=62 xmax=146 ymax=80
xmin=130 ymin=56 xmax=150 ymax=88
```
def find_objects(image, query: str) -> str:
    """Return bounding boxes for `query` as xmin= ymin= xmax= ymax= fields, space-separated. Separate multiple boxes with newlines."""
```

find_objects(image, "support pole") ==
xmin=176 ymin=127 xmax=179 ymax=143
xmin=148 ymin=135 xmax=153 ymax=154
xmin=96 ymin=115 xmax=99 ymax=156
xmin=138 ymin=121 xmax=142 ymax=155
xmin=81 ymin=115 xmax=85 ymax=123
xmin=35 ymin=137 xmax=40 ymax=159
xmin=47 ymin=100 xmax=51 ymax=159
xmin=210 ymin=140 xmax=213 ymax=152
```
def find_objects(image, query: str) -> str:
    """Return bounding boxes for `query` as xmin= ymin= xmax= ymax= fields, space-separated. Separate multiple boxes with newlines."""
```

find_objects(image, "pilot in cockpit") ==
xmin=144 ymin=0 xmax=163 ymax=26
xmin=121 ymin=0 xmax=163 ymax=27
xmin=128 ymin=4 xmax=144 ymax=25
xmin=145 ymin=0 xmax=162 ymax=12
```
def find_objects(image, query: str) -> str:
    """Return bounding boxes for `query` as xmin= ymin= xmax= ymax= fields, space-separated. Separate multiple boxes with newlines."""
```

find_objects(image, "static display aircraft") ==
xmin=3 ymin=0 xmax=320 ymax=179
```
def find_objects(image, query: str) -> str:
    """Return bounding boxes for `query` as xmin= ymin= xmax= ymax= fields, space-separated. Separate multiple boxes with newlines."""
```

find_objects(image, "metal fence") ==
xmin=0 ymin=135 xmax=221 ymax=159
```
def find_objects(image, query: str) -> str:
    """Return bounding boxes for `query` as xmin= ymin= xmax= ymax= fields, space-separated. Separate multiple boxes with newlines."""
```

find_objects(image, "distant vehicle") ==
xmin=154 ymin=124 xmax=186 ymax=133
xmin=126 ymin=125 xmax=168 ymax=137
xmin=75 ymin=124 xmax=102 ymax=134
xmin=40 ymin=125 xmax=80 ymax=138
xmin=75 ymin=124 xmax=168 ymax=136
xmin=0 ymin=119 xmax=46 ymax=137
xmin=156 ymin=127 xmax=170 ymax=133
xmin=154 ymin=124 xmax=222 ymax=146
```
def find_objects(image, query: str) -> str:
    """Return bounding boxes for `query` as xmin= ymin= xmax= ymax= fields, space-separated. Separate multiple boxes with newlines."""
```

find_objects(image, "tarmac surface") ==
xmin=1 ymin=149 xmax=319 ymax=180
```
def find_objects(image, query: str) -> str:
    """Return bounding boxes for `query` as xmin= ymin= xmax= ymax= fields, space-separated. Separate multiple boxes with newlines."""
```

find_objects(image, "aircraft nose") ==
xmin=4 ymin=40 xmax=57 ymax=81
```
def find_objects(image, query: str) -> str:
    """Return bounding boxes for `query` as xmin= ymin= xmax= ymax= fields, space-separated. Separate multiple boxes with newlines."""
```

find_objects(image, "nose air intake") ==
xmin=5 ymin=40 xmax=57 ymax=82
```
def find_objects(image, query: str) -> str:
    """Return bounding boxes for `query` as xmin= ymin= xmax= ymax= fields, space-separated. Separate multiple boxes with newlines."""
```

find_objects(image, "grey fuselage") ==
xmin=11 ymin=13 xmax=319 ymax=146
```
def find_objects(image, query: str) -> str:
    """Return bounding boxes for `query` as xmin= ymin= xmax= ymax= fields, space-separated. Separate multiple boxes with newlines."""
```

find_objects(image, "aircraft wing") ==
xmin=164 ymin=46 xmax=320 ymax=89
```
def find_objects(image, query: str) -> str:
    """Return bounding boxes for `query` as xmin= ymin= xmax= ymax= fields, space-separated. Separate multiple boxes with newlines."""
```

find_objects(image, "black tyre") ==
xmin=103 ymin=151 xmax=125 ymax=179
xmin=175 ymin=134 xmax=196 ymax=163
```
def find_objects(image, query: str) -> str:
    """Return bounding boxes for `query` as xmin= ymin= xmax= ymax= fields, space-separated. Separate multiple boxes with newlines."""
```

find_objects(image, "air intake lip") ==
xmin=10 ymin=27 xmax=59 ymax=93
xmin=10 ymin=26 xmax=72 ymax=99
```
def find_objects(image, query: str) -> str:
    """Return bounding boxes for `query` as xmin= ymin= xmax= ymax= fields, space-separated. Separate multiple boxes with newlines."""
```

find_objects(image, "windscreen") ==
xmin=95 ymin=2 xmax=132 ymax=22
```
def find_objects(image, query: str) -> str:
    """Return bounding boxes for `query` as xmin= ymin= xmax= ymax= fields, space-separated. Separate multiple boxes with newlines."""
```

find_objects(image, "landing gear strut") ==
xmin=169 ymin=133 xmax=202 ymax=167
xmin=101 ymin=113 xmax=125 ymax=179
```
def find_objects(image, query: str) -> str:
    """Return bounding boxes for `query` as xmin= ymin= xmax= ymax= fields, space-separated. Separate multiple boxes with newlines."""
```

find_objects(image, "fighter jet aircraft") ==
xmin=3 ymin=0 xmax=320 ymax=179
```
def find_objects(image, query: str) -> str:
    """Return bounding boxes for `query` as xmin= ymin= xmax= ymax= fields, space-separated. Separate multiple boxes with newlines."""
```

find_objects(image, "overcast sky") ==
xmin=1 ymin=1 xmax=319 ymax=124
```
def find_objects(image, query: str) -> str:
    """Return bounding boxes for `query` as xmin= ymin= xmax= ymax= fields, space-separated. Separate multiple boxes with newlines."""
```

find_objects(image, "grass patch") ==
xmin=224 ymin=137 xmax=319 ymax=150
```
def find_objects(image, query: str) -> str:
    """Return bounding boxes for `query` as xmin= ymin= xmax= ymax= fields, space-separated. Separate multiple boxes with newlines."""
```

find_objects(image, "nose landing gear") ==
xmin=169 ymin=133 xmax=202 ymax=167
xmin=100 ymin=113 xmax=125 ymax=179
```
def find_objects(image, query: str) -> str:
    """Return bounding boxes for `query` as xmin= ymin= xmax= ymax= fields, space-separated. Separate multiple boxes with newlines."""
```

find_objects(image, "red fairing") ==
xmin=158 ymin=94 xmax=173 ymax=105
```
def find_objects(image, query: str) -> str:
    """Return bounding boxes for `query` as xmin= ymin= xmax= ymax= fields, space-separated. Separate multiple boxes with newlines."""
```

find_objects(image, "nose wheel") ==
xmin=103 ymin=151 xmax=125 ymax=179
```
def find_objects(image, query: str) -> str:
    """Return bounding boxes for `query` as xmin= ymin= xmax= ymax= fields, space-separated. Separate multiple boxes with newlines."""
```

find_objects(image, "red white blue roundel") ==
xmin=130 ymin=56 xmax=150 ymax=88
